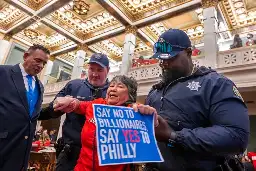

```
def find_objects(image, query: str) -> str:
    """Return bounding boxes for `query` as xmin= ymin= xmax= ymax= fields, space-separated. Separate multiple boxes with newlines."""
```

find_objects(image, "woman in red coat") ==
xmin=54 ymin=75 xmax=158 ymax=171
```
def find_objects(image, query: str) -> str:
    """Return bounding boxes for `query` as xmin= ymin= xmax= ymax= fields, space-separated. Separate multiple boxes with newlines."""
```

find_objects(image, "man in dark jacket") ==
xmin=39 ymin=53 xmax=110 ymax=171
xmin=0 ymin=44 xmax=50 ymax=171
xmin=146 ymin=29 xmax=249 ymax=171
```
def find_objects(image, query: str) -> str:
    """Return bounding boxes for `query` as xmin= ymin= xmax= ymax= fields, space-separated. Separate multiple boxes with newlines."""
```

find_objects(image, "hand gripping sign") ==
xmin=93 ymin=104 xmax=164 ymax=166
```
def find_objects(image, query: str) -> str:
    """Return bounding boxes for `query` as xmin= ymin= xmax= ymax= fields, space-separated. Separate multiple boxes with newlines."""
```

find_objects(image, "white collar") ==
xmin=19 ymin=63 xmax=36 ymax=81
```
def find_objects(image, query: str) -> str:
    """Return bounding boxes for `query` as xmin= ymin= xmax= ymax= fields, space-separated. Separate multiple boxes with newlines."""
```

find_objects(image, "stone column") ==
xmin=202 ymin=0 xmax=219 ymax=69
xmin=121 ymin=26 xmax=137 ymax=75
xmin=71 ymin=44 xmax=87 ymax=79
xmin=41 ymin=56 xmax=55 ymax=85
xmin=56 ymin=45 xmax=87 ymax=139
xmin=0 ymin=35 xmax=12 ymax=64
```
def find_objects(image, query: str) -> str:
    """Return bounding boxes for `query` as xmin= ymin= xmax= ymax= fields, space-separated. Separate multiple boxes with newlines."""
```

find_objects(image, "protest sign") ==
xmin=93 ymin=104 xmax=164 ymax=166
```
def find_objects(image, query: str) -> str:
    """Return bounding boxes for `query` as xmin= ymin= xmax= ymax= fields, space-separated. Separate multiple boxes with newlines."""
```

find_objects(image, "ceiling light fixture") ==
xmin=73 ymin=0 xmax=90 ymax=15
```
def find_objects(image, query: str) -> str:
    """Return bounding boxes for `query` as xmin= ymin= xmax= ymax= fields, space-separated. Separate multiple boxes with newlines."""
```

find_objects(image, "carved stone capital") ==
xmin=125 ymin=26 xmax=137 ymax=35
xmin=77 ymin=44 xmax=88 ymax=51
xmin=3 ymin=34 xmax=12 ymax=41
xmin=201 ymin=0 xmax=219 ymax=9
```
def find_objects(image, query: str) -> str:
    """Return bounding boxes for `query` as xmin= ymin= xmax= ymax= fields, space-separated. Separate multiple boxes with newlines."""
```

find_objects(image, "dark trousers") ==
xmin=56 ymin=145 xmax=81 ymax=171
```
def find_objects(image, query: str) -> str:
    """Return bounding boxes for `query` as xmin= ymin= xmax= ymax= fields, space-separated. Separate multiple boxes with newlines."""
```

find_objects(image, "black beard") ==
xmin=161 ymin=68 xmax=187 ymax=85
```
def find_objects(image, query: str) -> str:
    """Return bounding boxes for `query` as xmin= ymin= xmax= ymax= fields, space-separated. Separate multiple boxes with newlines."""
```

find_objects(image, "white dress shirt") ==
xmin=19 ymin=63 xmax=36 ymax=91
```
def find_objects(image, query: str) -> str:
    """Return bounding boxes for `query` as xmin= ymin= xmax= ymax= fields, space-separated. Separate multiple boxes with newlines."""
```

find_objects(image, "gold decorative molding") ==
xmin=125 ymin=26 xmax=137 ymax=35
xmin=115 ymin=0 xmax=191 ymax=21
xmin=73 ymin=0 xmax=90 ymax=15
xmin=19 ymin=0 xmax=51 ymax=10
xmin=219 ymin=2 xmax=232 ymax=29
xmin=24 ymin=29 xmax=39 ymax=39
xmin=3 ymin=34 xmax=12 ymax=41
xmin=201 ymin=0 xmax=219 ymax=9
xmin=220 ymin=0 xmax=256 ymax=29
xmin=0 ymin=7 xmax=27 ymax=31
xmin=77 ymin=44 xmax=89 ymax=51
xmin=48 ymin=46 xmax=59 ymax=52
xmin=50 ymin=11 xmax=118 ymax=40
xmin=49 ymin=56 xmax=55 ymax=61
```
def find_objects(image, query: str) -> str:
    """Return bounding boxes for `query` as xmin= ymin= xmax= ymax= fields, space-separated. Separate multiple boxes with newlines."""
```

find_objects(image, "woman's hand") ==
xmin=53 ymin=96 xmax=79 ymax=113
xmin=132 ymin=104 xmax=159 ymax=127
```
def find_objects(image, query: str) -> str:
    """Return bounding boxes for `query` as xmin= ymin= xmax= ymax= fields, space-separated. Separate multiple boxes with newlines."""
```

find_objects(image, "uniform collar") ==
xmin=192 ymin=66 xmax=215 ymax=77
xmin=19 ymin=63 xmax=36 ymax=81
xmin=153 ymin=66 xmax=215 ymax=90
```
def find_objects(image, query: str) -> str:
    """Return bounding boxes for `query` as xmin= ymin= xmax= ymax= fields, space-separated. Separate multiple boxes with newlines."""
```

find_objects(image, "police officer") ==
xmin=145 ymin=29 xmax=249 ymax=171
xmin=39 ymin=53 xmax=110 ymax=171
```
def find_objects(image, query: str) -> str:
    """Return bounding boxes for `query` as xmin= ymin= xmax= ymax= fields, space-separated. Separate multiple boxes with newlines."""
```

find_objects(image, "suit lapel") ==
xmin=11 ymin=64 xmax=29 ymax=117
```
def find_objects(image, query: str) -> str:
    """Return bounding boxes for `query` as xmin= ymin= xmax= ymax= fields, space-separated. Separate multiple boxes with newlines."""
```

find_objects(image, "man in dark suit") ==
xmin=0 ymin=44 xmax=50 ymax=171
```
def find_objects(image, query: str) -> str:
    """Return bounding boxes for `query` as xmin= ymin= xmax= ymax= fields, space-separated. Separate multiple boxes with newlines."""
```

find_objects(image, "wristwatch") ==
xmin=167 ymin=132 xmax=177 ymax=147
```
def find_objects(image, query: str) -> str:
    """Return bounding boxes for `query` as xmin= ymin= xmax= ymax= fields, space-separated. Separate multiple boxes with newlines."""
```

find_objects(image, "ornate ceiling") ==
xmin=0 ymin=0 xmax=255 ymax=66
xmin=220 ymin=0 xmax=256 ymax=29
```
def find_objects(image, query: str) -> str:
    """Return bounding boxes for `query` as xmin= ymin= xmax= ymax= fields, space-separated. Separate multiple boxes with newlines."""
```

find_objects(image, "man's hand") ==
xmin=132 ymin=104 xmax=159 ymax=127
xmin=53 ymin=96 xmax=79 ymax=113
xmin=155 ymin=115 xmax=174 ymax=142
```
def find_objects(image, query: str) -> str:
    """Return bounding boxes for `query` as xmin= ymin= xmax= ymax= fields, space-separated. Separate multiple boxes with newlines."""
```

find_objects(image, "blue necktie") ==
xmin=26 ymin=75 xmax=34 ymax=116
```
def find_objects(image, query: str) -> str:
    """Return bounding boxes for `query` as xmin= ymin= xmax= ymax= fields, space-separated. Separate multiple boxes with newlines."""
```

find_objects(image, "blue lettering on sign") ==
xmin=93 ymin=104 xmax=164 ymax=166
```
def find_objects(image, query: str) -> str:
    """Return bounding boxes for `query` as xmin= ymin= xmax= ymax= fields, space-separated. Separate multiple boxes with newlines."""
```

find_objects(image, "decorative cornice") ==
xmin=219 ymin=1 xmax=233 ymax=29
xmin=125 ymin=26 xmax=137 ymax=35
xmin=3 ymin=34 xmax=12 ymax=41
xmin=201 ymin=0 xmax=219 ymax=9
xmin=19 ymin=0 xmax=51 ymax=11
xmin=77 ymin=44 xmax=88 ymax=51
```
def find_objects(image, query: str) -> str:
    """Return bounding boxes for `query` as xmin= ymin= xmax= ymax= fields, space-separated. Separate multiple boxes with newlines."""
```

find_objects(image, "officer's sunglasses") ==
xmin=153 ymin=42 xmax=187 ymax=59
xmin=153 ymin=42 xmax=191 ymax=59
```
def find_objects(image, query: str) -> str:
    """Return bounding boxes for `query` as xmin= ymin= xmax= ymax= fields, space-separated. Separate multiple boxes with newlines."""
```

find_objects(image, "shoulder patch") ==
xmin=233 ymin=86 xmax=244 ymax=102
